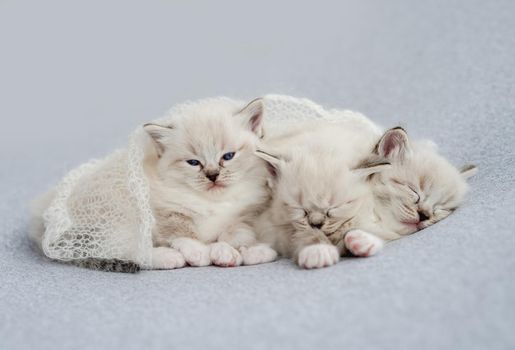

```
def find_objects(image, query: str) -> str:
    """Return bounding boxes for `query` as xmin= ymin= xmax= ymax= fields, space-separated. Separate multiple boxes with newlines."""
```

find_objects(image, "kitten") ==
xmin=253 ymin=135 xmax=389 ymax=269
xmin=144 ymin=98 xmax=277 ymax=269
xmin=356 ymin=127 xmax=477 ymax=240
xmin=30 ymin=98 xmax=277 ymax=272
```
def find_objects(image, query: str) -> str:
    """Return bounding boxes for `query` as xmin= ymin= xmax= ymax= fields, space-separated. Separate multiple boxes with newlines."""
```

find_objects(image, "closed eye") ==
xmin=288 ymin=206 xmax=308 ymax=217
xmin=391 ymin=179 xmax=421 ymax=204
xmin=409 ymin=186 xmax=421 ymax=204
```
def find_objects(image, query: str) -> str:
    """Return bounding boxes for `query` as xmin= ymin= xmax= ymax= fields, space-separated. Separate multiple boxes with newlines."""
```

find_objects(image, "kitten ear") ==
xmin=236 ymin=98 xmax=264 ymax=137
xmin=459 ymin=164 xmax=478 ymax=179
xmin=255 ymin=149 xmax=283 ymax=177
xmin=352 ymin=158 xmax=391 ymax=179
xmin=375 ymin=127 xmax=411 ymax=162
xmin=143 ymin=123 xmax=173 ymax=157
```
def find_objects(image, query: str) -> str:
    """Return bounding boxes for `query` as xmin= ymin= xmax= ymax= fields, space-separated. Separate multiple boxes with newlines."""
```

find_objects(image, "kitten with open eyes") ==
xmin=254 ymin=132 xmax=389 ymax=269
xmin=144 ymin=98 xmax=277 ymax=269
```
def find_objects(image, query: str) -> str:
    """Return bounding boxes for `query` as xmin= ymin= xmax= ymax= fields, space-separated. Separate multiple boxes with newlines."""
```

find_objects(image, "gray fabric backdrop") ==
xmin=1 ymin=1 xmax=514 ymax=349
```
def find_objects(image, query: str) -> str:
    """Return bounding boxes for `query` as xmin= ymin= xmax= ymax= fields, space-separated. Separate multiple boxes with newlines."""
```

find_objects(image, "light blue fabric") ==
xmin=1 ymin=1 xmax=514 ymax=349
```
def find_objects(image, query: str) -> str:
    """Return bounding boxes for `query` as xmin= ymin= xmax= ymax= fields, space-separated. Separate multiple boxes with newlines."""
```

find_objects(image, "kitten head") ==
xmin=256 ymin=146 xmax=389 ymax=235
xmin=144 ymin=98 xmax=265 ymax=194
xmin=366 ymin=127 xmax=477 ymax=235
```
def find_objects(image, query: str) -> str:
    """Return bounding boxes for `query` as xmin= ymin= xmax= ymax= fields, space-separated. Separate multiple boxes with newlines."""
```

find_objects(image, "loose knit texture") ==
xmin=37 ymin=95 xmax=377 ymax=269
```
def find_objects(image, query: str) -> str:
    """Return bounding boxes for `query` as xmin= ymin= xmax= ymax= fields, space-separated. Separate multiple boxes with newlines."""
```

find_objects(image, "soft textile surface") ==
xmin=1 ymin=1 xmax=514 ymax=349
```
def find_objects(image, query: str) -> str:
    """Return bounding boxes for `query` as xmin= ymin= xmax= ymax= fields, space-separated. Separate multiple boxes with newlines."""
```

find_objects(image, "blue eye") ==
xmin=222 ymin=152 xmax=235 ymax=161
xmin=186 ymin=159 xmax=200 ymax=166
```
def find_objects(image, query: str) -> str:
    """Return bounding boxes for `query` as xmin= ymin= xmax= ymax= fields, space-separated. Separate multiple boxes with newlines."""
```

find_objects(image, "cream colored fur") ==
xmin=144 ymin=98 xmax=277 ymax=269
xmin=254 ymin=124 xmax=389 ymax=269
xmin=256 ymin=114 xmax=476 ymax=269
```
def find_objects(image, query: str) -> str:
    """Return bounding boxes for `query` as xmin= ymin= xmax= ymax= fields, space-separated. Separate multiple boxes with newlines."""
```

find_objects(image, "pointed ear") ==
xmin=375 ymin=127 xmax=411 ymax=162
xmin=255 ymin=149 xmax=283 ymax=178
xmin=352 ymin=158 xmax=391 ymax=179
xmin=236 ymin=98 xmax=264 ymax=137
xmin=460 ymin=164 xmax=478 ymax=179
xmin=143 ymin=123 xmax=173 ymax=157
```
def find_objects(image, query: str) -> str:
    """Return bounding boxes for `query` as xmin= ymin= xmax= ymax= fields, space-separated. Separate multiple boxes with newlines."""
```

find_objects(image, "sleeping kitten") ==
xmin=253 ymin=136 xmax=389 ymax=269
xmin=144 ymin=98 xmax=277 ymax=269
xmin=356 ymin=127 xmax=477 ymax=239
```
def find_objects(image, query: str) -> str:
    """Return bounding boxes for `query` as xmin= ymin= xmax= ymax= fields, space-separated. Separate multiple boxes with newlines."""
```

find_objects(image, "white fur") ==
xmin=254 ymin=125 xmax=389 ymax=268
xmin=170 ymin=238 xmax=211 ymax=267
xmin=239 ymin=244 xmax=278 ymax=265
xmin=298 ymin=244 xmax=339 ymax=269
xmin=151 ymin=247 xmax=186 ymax=269
xmin=365 ymin=128 xmax=476 ymax=238
xmin=209 ymin=241 xmax=243 ymax=267
xmin=344 ymin=229 xmax=384 ymax=257
xmin=257 ymin=112 xmax=476 ymax=265
xmin=144 ymin=99 xmax=277 ymax=269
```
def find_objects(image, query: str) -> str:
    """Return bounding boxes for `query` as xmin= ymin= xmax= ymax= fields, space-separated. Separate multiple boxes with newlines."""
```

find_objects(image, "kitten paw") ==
xmin=344 ymin=230 xmax=384 ymax=257
xmin=210 ymin=242 xmax=243 ymax=267
xmin=151 ymin=247 xmax=186 ymax=270
xmin=240 ymin=244 xmax=278 ymax=265
xmin=298 ymin=244 xmax=339 ymax=269
xmin=171 ymin=238 xmax=211 ymax=267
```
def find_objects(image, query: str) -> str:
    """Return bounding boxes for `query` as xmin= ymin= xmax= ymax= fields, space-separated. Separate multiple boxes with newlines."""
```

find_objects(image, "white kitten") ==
xmin=254 ymin=131 xmax=388 ymax=269
xmin=360 ymin=127 xmax=477 ymax=240
xmin=144 ymin=98 xmax=277 ymax=269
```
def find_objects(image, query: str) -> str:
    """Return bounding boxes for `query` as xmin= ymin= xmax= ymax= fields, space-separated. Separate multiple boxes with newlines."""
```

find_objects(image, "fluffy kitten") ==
xmin=144 ymin=98 xmax=277 ymax=269
xmin=358 ymin=127 xmax=477 ymax=239
xmin=336 ymin=126 xmax=476 ymax=260
xmin=254 ymin=134 xmax=389 ymax=269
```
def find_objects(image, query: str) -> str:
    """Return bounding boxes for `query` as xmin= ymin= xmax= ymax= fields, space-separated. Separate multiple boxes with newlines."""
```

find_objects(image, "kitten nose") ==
xmin=310 ymin=222 xmax=323 ymax=229
xmin=308 ymin=213 xmax=325 ymax=229
xmin=205 ymin=172 xmax=219 ymax=183
xmin=417 ymin=210 xmax=429 ymax=222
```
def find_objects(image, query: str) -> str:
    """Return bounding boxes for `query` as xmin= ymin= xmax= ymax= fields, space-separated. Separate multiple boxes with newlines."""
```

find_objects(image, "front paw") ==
xmin=298 ymin=244 xmax=339 ymax=269
xmin=210 ymin=242 xmax=243 ymax=267
xmin=240 ymin=244 xmax=278 ymax=265
xmin=151 ymin=247 xmax=186 ymax=270
xmin=171 ymin=238 xmax=211 ymax=267
xmin=344 ymin=230 xmax=384 ymax=257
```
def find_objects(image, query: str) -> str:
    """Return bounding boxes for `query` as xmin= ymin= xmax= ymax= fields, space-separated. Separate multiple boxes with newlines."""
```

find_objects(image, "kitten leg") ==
xmin=240 ymin=244 xmax=278 ymax=266
xmin=294 ymin=229 xmax=339 ymax=269
xmin=151 ymin=247 xmax=186 ymax=270
xmin=297 ymin=244 xmax=339 ymax=269
xmin=218 ymin=224 xmax=277 ymax=266
xmin=210 ymin=241 xmax=243 ymax=267
xmin=344 ymin=229 xmax=384 ymax=257
xmin=213 ymin=224 xmax=249 ymax=266
xmin=170 ymin=237 xmax=211 ymax=267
